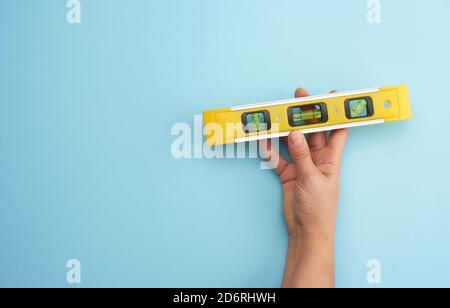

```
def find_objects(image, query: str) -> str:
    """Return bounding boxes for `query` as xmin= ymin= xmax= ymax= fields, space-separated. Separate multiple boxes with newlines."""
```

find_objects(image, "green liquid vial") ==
xmin=350 ymin=99 xmax=368 ymax=117
xmin=293 ymin=109 xmax=322 ymax=122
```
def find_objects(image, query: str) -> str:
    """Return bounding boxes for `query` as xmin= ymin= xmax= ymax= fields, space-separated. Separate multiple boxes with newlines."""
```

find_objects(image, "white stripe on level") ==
xmin=234 ymin=119 xmax=385 ymax=144
xmin=231 ymin=88 xmax=380 ymax=111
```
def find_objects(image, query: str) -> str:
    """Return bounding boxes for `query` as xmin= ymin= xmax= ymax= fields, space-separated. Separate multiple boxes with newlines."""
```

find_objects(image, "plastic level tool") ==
xmin=203 ymin=84 xmax=412 ymax=146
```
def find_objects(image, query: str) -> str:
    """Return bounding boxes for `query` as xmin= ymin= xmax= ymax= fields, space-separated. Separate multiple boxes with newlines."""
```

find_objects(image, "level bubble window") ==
xmin=344 ymin=97 xmax=374 ymax=119
xmin=242 ymin=111 xmax=271 ymax=133
xmin=288 ymin=103 xmax=328 ymax=127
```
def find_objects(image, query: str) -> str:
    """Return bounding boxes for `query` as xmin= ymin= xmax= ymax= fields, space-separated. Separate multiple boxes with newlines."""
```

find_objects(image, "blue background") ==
xmin=1 ymin=0 xmax=449 ymax=288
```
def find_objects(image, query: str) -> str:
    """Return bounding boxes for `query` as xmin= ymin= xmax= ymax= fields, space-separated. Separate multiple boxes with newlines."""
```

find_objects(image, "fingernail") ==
xmin=289 ymin=131 xmax=304 ymax=147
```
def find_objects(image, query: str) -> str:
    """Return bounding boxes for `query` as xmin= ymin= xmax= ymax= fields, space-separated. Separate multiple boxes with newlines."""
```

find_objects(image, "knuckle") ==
xmin=293 ymin=149 xmax=310 ymax=161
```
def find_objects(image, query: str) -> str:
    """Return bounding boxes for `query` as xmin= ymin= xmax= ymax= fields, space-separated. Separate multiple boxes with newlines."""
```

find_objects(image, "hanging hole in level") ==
xmin=384 ymin=100 xmax=391 ymax=108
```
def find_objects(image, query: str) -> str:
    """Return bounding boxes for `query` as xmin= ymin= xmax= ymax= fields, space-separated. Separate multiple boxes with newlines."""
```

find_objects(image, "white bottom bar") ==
xmin=235 ymin=119 xmax=385 ymax=144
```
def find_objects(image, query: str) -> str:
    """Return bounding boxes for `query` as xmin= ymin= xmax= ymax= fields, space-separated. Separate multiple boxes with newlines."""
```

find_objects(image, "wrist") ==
xmin=288 ymin=224 xmax=335 ymax=245
xmin=287 ymin=228 xmax=335 ymax=288
xmin=288 ymin=226 xmax=335 ymax=257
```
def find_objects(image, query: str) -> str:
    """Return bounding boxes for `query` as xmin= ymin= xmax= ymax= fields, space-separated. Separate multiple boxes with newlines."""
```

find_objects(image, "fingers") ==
xmin=295 ymin=88 xmax=310 ymax=98
xmin=308 ymin=89 xmax=336 ymax=152
xmin=295 ymin=88 xmax=327 ymax=151
xmin=259 ymin=139 xmax=290 ymax=177
xmin=291 ymin=87 xmax=348 ymax=168
xmin=307 ymin=132 xmax=327 ymax=152
xmin=287 ymin=131 xmax=317 ymax=178
xmin=325 ymin=90 xmax=348 ymax=167
xmin=328 ymin=128 xmax=349 ymax=162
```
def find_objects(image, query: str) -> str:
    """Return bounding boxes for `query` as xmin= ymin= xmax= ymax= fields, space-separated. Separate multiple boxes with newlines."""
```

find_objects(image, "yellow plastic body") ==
xmin=203 ymin=84 xmax=411 ymax=146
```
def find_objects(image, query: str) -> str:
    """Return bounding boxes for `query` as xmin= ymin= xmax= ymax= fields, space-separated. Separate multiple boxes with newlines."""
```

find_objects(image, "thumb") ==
xmin=288 ymin=131 xmax=316 ymax=177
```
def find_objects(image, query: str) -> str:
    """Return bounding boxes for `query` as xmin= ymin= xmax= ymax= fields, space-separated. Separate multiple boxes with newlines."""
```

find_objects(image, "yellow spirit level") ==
xmin=203 ymin=84 xmax=411 ymax=146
